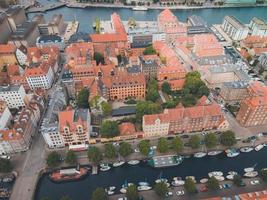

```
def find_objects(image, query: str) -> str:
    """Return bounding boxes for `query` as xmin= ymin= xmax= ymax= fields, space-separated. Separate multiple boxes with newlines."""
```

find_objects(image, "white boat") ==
xmin=228 ymin=171 xmax=238 ymax=175
xmin=100 ymin=166 xmax=111 ymax=171
xmin=132 ymin=6 xmax=148 ymax=11
xmin=107 ymin=186 xmax=116 ymax=191
xmin=227 ymin=152 xmax=240 ymax=157
xmin=173 ymin=177 xmax=182 ymax=181
xmin=171 ymin=180 xmax=185 ymax=186
xmin=208 ymin=151 xmax=222 ymax=156
xmin=214 ymin=176 xmax=225 ymax=181
xmin=244 ymin=171 xmax=258 ymax=178
xmin=226 ymin=175 xmax=234 ymax=180
xmin=100 ymin=163 xmax=109 ymax=168
xmin=120 ymin=188 xmax=127 ymax=194
xmin=255 ymin=144 xmax=264 ymax=151
xmin=155 ymin=178 xmax=168 ymax=183
xmin=106 ymin=190 xmax=114 ymax=195
xmin=113 ymin=161 xmax=125 ymax=167
xmin=128 ymin=160 xmax=140 ymax=165
xmin=194 ymin=152 xmax=207 ymax=158
xmin=200 ymin=178 xmax=208 ymax=183
xmin=137 ymin=185 xmax=152 ymax=191
xmin=138 ymin=182 xmax=149 ymax=186
xmin=240 ymin=147 xmax=253 ymax=153
xmin=244 ymin=167 xmax=255 ymax=173
xmin=208 ymin=171 xmax=223 ymax=177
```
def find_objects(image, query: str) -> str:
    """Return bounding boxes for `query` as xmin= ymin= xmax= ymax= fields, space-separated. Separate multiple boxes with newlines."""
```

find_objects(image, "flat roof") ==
xmin=112 ymin=106 xmax=136 ymax=117
xmin=187 ymin=15 xmax=207 ymax=26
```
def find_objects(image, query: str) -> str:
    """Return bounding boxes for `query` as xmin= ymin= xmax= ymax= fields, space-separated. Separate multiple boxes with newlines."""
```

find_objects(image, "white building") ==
xmin=0 ymin=85 xmax=26 ymax=109
xmin=222 ymin=16 xmax=249 ymax=41
xmin=0 ymin=103 xmax=12 ymax=130
xmin=25 ymin=64 xmax=54 ymax=90
xmin=249 ymin=17 xmax=267 ymax=37
xmin=41 ymin=123 xmax=64 ymax=148
xmin=15 ymin=46 xmax=27 ymax=66
xmin=142 ymin=114 xmax=170 ymax=137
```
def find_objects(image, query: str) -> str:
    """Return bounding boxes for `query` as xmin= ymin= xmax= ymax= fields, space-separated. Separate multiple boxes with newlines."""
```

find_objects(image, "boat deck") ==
xmin=152 ymin=155 xmax=180 ymax=168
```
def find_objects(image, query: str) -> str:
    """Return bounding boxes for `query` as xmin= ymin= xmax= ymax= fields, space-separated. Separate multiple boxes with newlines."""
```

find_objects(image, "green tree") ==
xmin=136 ymin=101 xmax=161 ymax=122
xmin=206 ymin=176 xmax=220 ymax=191
xmin=119 ymin=142 xmax=133 ymax=158
xmin=89 ymin=95 xmax=101 ymax=109
xmin=161 ymin=81 xmax=171 ymax=95
xmin=65 ymin=150 xmax=77 ymax=165
xmin=94 ymin=52 xmax=105 ymax=65
xmin=104 ymin=143 xmax=117 ymax=159
xmin=146 ymin=79 xmax=159 ymax=102
xmin=157 ymin=138 xmax=169 ymax=153
xmin=233 ymin=175 xmax=243 ymax=186
xmin=154 ymin=182 xmax=168 ymax=197
xmin=138 ymin=140 xmax=150 ymax=156
xmin=188 ymin=135 xmax=200 ymax=149
xmin=77 ymin=88 xmax=89 ymax=108
xmin=87 ymin=146 xmax=103 ymax=165
xmin=184 ymin=177 xmax=197 ymax=193
xmin=126 ymin=184 xmax=139 ymax=200
xmin=172 ymin=136 xmax=183 ymax=153
xmin=260 ymin=169 xmax=267 ymax=181
xmin=91 ymin=187 xmax=108 ymax=200
xmin=0 ymin=158 xmax=12 ymax=173
xmin=181 ymin=94 xmax=196 ymax=107
xmin=100 ymin=120 xmax=119 ymax=138
xmin=204 ymin=133 xmax=218 ymax=148
xmin=162 ymin=100 xmax=177 ymax=109
xmin=219 ymin=131 xmax=236 ymax=146
xmin=46 ymin=151 xmax=61 ymax=168
xmin=143 ymin=45 xmax=156 ymax=55
xmin=101 ymin=101 xmax=112 ymax=116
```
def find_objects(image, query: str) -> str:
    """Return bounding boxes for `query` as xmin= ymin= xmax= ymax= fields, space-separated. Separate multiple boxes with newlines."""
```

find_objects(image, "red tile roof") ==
xmin=119 ymin=122 xmax=136 ymax=136
xmin=0 ymin=44 xmax=16 ymax=54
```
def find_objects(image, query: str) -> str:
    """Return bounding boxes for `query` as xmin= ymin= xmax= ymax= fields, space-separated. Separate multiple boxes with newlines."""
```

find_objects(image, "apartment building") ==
xmin=59 ymin=107 xmax=91 ymax=146
xmin=0 ymin=100 xmax=12 ymax=130
xmin=140 ymin=55 xmax=160 ymax=79
xmin=222 ymin=16 xmax=249 ymax=41
xmin=220 ymin=81 xmax=249 ymax=103
xmin=236 ymin=81 xmax=267 ymax=127
xmin=249 ymin=17 xmax=267 ymax=37
xmin=0 ymin=85 xmax=26 ymax=108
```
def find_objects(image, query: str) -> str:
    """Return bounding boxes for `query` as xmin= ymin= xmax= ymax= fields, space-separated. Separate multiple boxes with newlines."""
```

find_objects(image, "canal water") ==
xmin=28 ymin=3 xmax=267 ymax=33
xmin=35 ymin=147 xmax=267 ymax=200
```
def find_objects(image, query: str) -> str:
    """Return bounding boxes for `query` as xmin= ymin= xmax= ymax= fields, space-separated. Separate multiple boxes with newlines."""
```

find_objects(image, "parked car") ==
xmin=176 ymin=190 xmax=185 ymax=196
xmin=250 ymin=180 xmax=260 ymax=185
xmin=0 ymin=155 xmax=10 ymax=160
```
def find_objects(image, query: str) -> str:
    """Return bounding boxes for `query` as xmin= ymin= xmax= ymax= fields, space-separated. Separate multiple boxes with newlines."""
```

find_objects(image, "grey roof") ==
xmin=187 ymin=15 xmax=207 ymax=26
xmin=37 ymin=35 xmax=62 ymax=43
xmin=127 ymin=65 xmax=141 ymax=74
xmin=193 ymin=54 xmax=233 ymax=66
xmin=187 ymin=26 xmax=210 ymax=35
xmin=112 ymin=106 xmax=136 ymax=117
xmin=0 ymin=85 xmax=20 ymax=92
xmin=140 ymin=57 xmax=159 ymax=69
xmin=223 ymin=81 xmax=248 ymax=89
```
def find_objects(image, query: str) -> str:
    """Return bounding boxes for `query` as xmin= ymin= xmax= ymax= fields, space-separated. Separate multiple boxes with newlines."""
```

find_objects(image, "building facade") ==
xmin=0 ymin=85 xmax=26 ymax=108
xmin=249 ymin=17 xmax=267 ymax=37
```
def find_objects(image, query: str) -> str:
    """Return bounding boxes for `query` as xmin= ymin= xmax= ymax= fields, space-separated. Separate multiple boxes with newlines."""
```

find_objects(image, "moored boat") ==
xmin=255 ymin=144 xmax=264 ymax=151
xmin=137 ymin=185 xmax=152 ymax=191
xmin=171 ymin=180 xmax=185 ymax=186
xmin=244 ymin=171 xmax=258 ymax=178
xmin=208 ymin=171 xmax=223 ymax=177
xmin=113 ymin=161 xmax=125 ymax=167
xmin=138 ymin=182 xmax=149 ymax=186
xmin=155 ymin=178 xmax=168 ymax=183
xmin=200 ymin=178 xmax=208 ymax=183
xmin=100 ymin=164 xmax=111 ymax=172
xmin=128 ymin=160 xmax=140 ymax=165
xmin=49 ymin=166 xmax=88 ymax=182
xmin=244 ymin=167 xmax=255 ymax=173
xmin=226 ymin=174 xmax=234 ymax=180
xmin=194 ymin=152 xmax=207 ymax=158
xmin=240 ymin=147 xmax=253 ymax=153
xmin=228 ymin=171 xmax=238 ymax=175
xmin=214 ymin=175 xmax=225 ymax=181
xmin=227 ymin=151 xmax=240 ymax=157
xmin=207 ymin=151 xmax=222 ymax=156
xmin=148 ymin=155 xmax=183 ymax=168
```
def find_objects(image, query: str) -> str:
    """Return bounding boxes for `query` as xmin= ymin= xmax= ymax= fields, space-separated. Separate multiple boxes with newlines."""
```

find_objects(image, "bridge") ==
xmin=26 ymin=2 xmax=66 ymax=13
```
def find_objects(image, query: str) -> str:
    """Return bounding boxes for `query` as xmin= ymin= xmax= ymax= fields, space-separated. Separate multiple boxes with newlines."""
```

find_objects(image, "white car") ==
xmin=250 ymin=180 xmax=260 ymax=185
xmin=0 ymin=155 xmax=11 ymax=160
xmin=176 ymin=190 xmax=185 ymax=196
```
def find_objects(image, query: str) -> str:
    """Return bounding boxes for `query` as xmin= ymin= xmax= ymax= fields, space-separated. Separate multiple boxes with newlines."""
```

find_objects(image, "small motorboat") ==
xmin=227 ymin=152 xmax=240 ymax=158
xmin=105 ymin=189 xmax=115 ymax=195
xmin=155 ymin=178 xmax=168 ymax=183
xmin=244 ymin=167 xmax=255 ymax=173
xmin=214 ymin=176 xmax=225 ymax=181
xmin=100 ymin=166 xmax=111 ymax=171
xmin=226 ymin=174 xmax=234 ymax=180
xmin=255 ymin=144 xmax=264 ymax=151
xmin=208 ymin=151 xmax=222 ymax=156
xmin=208 ymin=171 xmax=223 ymax=177
xmin=194 ymin=152 xmax=207 ymax=158
xmin=240 ymin=147 xmax=253 ymax=153
xmin=173 ymin=177 xmax=182 ymax=181
xmin=128 ymin=160 xmax=140 ymax=165
xmin=120 ymin=188 xmax=127 ymax=194
xmin=200 ymin=178 xmax=208 ymax=183
xmin=171 ymin=180 xmax=185 ymax=186
xmin=138 ymin=182 xmax=149 ymax=186
xmin=244 ymin=171 xmax=258 ymax=178
xmin=113 ymin=161 xmax=125 ymax=167
xmin=228 ymin=171 xmax=238 ymax=175
xmin=137 ymin=185 xmax=152 ymax=191
xmin=225 ymin=148 xmax=238 ymax=154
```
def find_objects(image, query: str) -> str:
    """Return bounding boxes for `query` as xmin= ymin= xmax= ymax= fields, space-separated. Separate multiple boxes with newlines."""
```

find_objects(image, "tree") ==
xmin=154 ymin=182 xmax=168 ymax=197
xmin=65 ymin=150 xmax=77 ymax=165
xmin=162 ymin=100 xmax=177 ymax=109
xmin=184 ymin=177 xmax=197 ymax=193
xmin=136 ymin=101 xmax=161 ymax=122
xmin=138 ymin=140 xmax=150 ymax=156
xmin=143 ymin=45 xmax=156 ymax=55
xmin=46 ymin=151 xmax=61 ymax=168
xmin=233 ymin=175 xmax=243 ymax=186
xmin=157 ymin=138 xmax=169 ymax=153
xmin=161 ymin=81 xmax=171 ymax=95
xmin=188 ymin=135 xmax=200 ymax=149
xmin=100 ymin=120 xmax=119 ymax=138
xmin=181 ymin=94 xmax=196 ymax=107
xmin=126 ymin=184 xmax=139 ymax=200
xmin=87 ymin=146 xmax=103 ymax=165
xmin=101 ymin=101 xmax=112 ymax=116
xmin=91 ymin=187 xmax=108 ymax=200
xmin=0 ymin=158 xmax=12 ymax=173
xmin=146 ymin=79 xmax=159 ymax=102
xmin=204 ymin=133 xmax=218 ymax=148
xmin=260 ymin=169 xmax=267 ymax=181
xmin=219 ymin=131 xmax=236 ymax=146
xmin=206 ymin=176 xmax=219 ymax=191
xmin=77 ymin=88 xmax=89 ymax=108
xmin=94 ymin=52 xmax=105 ymax=65
xmin=172 ymin=137 xmax=183 ymax=153
xmin=119 ymin=142 xmax=133 ymax=158
xmin=104 ymin=143 xmax=117 ymax=159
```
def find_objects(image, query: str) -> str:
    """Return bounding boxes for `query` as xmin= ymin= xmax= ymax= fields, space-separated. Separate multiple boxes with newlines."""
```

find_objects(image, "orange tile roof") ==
xmin=24 ymin=62 xmax=51 ymax=77
xmin=239 ymin=190 xmax=267 ymax=200
xmin=0 ymin=44 xmax=16 ymax=54
xmin=158 ymin=9 xmax=178 ymax=24
xmin=119 ymin=122 xmax=136 ymax=136
xmin=167 ymin=79 xmax=185 ymax=90
xmin=7 ymin=64 xmax=20 ymax=76
xmin=242 ymin=35 xmax=267 ymax=47
xmin=143 ymin=113 xmax=170 ymax=125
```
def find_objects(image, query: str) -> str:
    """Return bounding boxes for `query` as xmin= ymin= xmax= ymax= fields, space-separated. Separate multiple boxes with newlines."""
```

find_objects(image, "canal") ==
xmin=35 ymin=147 xmax=267 ymax=200
xmin=28 ymin=3 xmax=267 ymax=33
